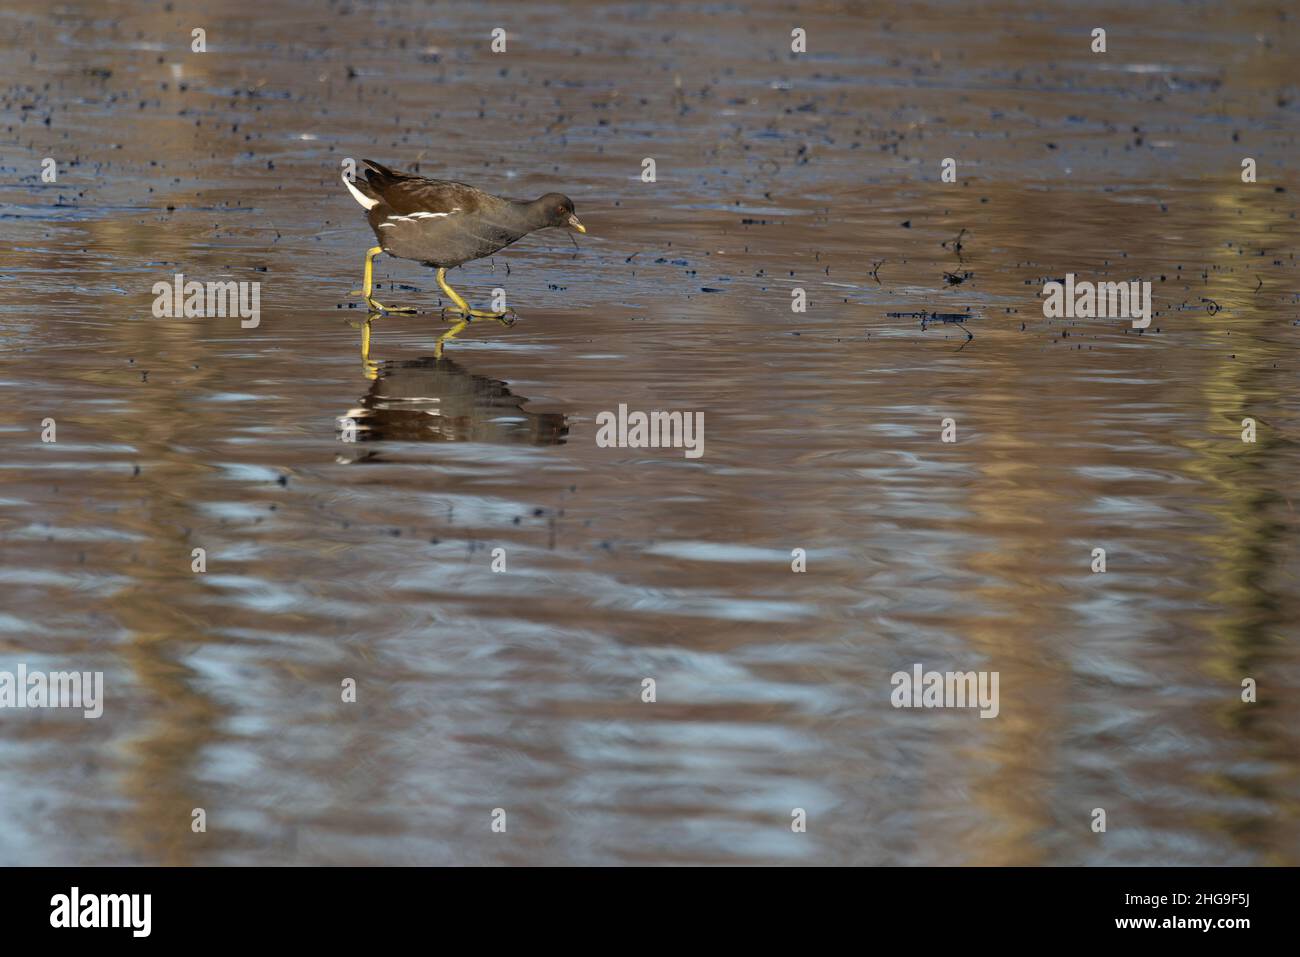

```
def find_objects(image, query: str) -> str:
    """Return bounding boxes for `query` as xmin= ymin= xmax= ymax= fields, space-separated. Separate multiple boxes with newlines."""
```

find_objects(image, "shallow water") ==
xmin=1 ymin=0 xmax=1298 ymax=865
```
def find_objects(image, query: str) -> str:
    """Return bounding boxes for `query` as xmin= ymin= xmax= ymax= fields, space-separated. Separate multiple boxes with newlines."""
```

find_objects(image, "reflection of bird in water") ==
xmin=340 ymin=315 xmax=567 ymax=448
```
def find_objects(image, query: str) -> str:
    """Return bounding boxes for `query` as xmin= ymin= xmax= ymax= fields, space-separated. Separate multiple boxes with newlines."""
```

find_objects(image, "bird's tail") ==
xmin=360 ymin=158 xmax=411 ymax=189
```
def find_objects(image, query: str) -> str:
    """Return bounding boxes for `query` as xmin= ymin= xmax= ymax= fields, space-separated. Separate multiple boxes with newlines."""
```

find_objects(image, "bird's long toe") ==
xmin=439 ymin=306 xmax=518 ymax=326
xmin=366 ymin=298 xmax=416 ymax=315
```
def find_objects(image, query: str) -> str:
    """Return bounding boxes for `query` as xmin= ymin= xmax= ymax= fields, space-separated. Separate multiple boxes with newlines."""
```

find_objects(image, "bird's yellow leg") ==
xmin=353 ymin=246 xmax=416 ymax=314
xmin=436 ymin=268 xmax=517 ymax=325
xmin=435 ymin=319 xmax=470 ymax=359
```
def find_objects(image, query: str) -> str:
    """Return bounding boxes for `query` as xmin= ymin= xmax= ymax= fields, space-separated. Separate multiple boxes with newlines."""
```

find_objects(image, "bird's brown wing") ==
xmin=361 ymin=160 xmax=493 ymax=216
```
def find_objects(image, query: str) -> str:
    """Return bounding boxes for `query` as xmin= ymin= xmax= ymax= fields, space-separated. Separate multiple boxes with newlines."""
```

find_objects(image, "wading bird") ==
xmin=342 ymin=159 xmax=585 ymax=323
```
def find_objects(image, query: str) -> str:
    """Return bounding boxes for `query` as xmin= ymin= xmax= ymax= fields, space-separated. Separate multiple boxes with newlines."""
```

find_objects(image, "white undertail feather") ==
xmin=342 ymin=172 xmax=379 ymax=209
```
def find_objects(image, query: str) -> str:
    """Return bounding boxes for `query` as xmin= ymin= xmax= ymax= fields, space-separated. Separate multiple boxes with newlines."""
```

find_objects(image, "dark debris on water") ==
xmin=888 ymin=311 xmax=979 ymax=351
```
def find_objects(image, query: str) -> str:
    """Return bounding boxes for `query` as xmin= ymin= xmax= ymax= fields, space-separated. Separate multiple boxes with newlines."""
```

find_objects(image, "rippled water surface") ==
xmin=2 ymin=0 xmax=1298 ymax=864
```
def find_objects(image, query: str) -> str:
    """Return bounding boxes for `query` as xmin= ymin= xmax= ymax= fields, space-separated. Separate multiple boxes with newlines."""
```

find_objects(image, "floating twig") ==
xmin=942 ymin=228 xmax=968 ymax=261
xmin=890 ymin=310 xmax=978 ymax=352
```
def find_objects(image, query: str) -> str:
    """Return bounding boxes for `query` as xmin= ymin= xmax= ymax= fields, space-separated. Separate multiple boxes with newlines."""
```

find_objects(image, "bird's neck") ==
xmin=517 ymin=197 xmax=550 ymax=227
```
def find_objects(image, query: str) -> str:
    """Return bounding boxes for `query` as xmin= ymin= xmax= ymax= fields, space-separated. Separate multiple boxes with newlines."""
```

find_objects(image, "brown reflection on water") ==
xmin=1 ymin=0 xmax=1298 ymax=865
xmin=343 ymin=316 xmax=568 ymax=451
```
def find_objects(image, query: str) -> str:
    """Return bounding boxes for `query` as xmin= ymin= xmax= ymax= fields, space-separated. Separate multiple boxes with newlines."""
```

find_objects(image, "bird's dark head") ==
xmin=534 ymin=193 xmax=586 ymax=233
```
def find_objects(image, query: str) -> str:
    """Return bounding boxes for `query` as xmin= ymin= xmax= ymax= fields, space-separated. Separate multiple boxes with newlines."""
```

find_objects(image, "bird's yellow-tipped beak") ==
xmin=567 ymin=214 xmax=586 ymax=234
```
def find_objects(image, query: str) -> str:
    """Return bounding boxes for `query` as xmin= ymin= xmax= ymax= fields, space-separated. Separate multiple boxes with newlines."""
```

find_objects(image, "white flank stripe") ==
xmin=387 ymin=212 xmax=451 ymax=223
xmin=342 ymin=173 xmax=379 ymax=209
